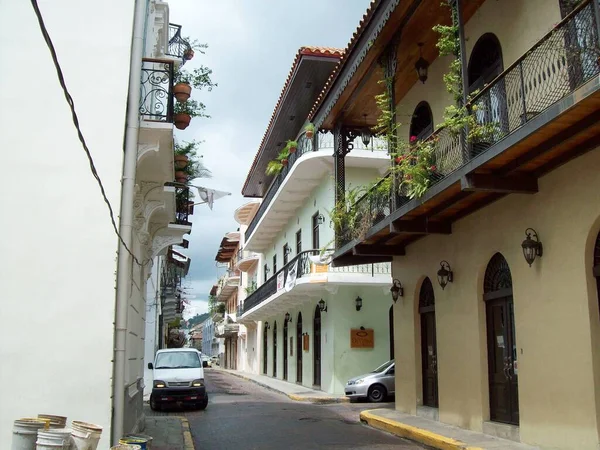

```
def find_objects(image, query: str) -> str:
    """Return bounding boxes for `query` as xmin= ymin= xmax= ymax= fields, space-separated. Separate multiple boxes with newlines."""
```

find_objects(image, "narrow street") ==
xmin=148 ymin=369 xmax=428 ymax=449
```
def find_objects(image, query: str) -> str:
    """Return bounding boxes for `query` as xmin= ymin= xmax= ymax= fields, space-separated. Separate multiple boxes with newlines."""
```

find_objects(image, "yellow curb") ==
xmin=174 ymin=416 xmax=195 ymax=450
xmin=360 ymin=410 xmax=484 ymax=450
xmin=288 ymin=393 xmax=350 ymax=404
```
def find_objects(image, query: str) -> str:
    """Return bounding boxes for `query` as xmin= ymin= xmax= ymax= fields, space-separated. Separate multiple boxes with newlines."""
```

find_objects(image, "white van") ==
xmin=148 ymin=348 xmax=208 ymax=411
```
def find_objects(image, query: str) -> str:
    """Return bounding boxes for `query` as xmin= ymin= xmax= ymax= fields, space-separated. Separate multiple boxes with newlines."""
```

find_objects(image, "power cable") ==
xmin=29 ymin=0 xmax=142 ymax=266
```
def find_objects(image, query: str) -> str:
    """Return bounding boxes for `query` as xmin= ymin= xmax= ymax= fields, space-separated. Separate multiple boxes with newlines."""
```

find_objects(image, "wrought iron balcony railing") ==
xmin=167 ymin=23 xmax=192 ymax=63
xmin=174 ymin=187 xmax=192 ymax=226
xmin=241 ymin=249 xmax=391 ymax=314
xmin=340 ymin=0 xmax=600 ymax=246
xmin=245 ymin=131 xmax=388 ymax=242
xmin=140 ymin=58 xmax=174 ymax=122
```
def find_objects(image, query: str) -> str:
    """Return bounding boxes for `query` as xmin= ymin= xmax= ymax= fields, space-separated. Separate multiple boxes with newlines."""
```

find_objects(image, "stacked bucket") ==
xmin=11 ymin=415 xmax=102 ymax=450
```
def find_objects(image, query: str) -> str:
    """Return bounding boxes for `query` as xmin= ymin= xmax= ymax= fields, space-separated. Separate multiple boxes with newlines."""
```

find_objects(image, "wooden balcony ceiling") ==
xmin=312 ymin=0 xmax=485 ymax=129
xmin=242 ymin=48 xmax=342 ymax=198
xmin=334 ymin=85 xmax=600 ymax=265
xmin=215 ymin=237 xmax=238 ymax=263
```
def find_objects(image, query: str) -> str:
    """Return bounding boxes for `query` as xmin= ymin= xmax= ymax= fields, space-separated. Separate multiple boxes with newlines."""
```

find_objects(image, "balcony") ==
xmin=334 ymin=0 xmax=600 ymax=264
xmin=240 ymin=250 xmax=391 ymax=322
xmin=235 ymin=249 xmax=260 ymax=272
xmin=173 ymin=187 xmax=193 ymax=226
xmin=216 ymin=269 xmax=241 ymax=302
xmin=167 ymin=24 xmax=192 ymax=64
xmin=139 ymin=58 xmax=174 ymax=123
xmin=244 ymin=131 xmax=389 ymax=252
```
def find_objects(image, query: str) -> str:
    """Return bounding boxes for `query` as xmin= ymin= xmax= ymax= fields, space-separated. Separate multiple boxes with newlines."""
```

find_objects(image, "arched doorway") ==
xmin=484 ymin=253 xmax=519 ymax=425
xmin=272 ymin=321 xmax=277 ymax=377
xmin=296 ymin=312 xmax=303 ymax=383
xmin=262 ymin=323 xmax=268 ymax=374
xmin=468 ymin=33 xmax=507 ymax=155
xmin=594 ymin=232 xmax=600 ymax=317
xmin=313 ymin=306 xmax=321 ymax=388
xmin=389 ymin=305 xmax=394 ymax=360
xmin=419 ymin=277 xmax=438 ymax=408
xmin=409 ymin=101 xmax=433 ymax=141
xmin=283 ymin=317 xmax=289 ymax=381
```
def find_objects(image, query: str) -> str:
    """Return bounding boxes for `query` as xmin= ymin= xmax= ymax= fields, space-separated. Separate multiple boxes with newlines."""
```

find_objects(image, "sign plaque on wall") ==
xmin=303 ymin=334 xmax=309 ymax=351
xmin=350 ymin=328 xmax=374 ymax=348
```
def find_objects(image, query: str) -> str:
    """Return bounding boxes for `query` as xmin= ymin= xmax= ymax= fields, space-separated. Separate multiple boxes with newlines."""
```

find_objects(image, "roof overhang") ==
xmin=215 ymin=236 xmax=237 ymax=263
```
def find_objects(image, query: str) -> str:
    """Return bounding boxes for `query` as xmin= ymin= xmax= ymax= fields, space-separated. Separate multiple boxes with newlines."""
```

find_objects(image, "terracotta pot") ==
xmin=184 ymin=49 xmax=195 ymax=60
xmin=174 ymin=154 xmax=189 ymax=169
xmin=305 ymin=130 xmax=314 ymax=139
xmin=281 ymin=158 xmax=289 ymax=167
xmin=174 ymin=113 xmax=191 ymax=130
xmin=288 ymin=144 xmax=297 ymax=154
xmin=173 ymin=83 xmax=192 ymax=103
xmin=175 ymin=171 xmax=188 ymax=183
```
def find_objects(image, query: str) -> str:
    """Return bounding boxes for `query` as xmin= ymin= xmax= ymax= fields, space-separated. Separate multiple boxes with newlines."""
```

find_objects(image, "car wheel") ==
xmin=197 ymin=398 xmax=208 ymax=410
xmin=367 ymin=384 xmax=387 ymax=403
xmin=149 ymin=395 xmax=161 ymax=412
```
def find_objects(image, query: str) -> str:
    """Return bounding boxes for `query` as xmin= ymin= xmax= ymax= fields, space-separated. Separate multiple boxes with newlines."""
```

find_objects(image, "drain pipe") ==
xmin=112 ymin=0 xmax=147 ymax=444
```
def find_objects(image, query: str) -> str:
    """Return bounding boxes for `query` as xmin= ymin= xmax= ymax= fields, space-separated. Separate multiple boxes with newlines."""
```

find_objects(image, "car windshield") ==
xmin=155 ymin=351 xmax=200 ymax=369
xmin=372 ymin=359 xmax=394 ymax=373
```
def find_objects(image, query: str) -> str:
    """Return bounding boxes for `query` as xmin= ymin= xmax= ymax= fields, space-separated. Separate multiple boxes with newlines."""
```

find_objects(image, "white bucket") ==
xmin=70 ymin=421 xmax=102 ymax=450
xmin=12 ymin=419 xmax=49 ymax=450
xmin=38 ymin=415 xmax=67 ymax=429
xmin=36 ymin=428 xmax=72 ymax=450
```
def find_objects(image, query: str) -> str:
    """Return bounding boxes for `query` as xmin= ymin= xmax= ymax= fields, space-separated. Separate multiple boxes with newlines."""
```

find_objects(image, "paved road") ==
xmin=179 ymin=369 xmax=427 ymax=450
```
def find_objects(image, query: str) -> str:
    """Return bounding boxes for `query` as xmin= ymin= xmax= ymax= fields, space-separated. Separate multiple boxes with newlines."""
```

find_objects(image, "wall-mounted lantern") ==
xmin=316 ymin=214 xmax=325 ymax=225
xmin=415 ymin=42 xmax=429 ymax=84
xmin=437 ymin=261 xmax=453 ymax=290
xmin=285 ymin=312 xmax=292 ymax=322
xmin=318 ymin=298 xmax=328 ymax=313
xmin=521 ymin=228 xmax=543 ymax=266
xmin=361 ymin=114 xmax=371 ymax=147
xmin=390 ymin=279 xmax=404 ymax=303
xmin=355 ymin=296 xmax=363 ymax=311
xmin=264 ymin=321 xmax=270 ymax=329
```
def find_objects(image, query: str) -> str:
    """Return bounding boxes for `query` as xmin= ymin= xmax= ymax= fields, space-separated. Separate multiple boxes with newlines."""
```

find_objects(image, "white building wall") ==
xmin=0 ymin=0 xmax=135 ymax=446
xmin=143 ymin=256 xmax=162 ymax=398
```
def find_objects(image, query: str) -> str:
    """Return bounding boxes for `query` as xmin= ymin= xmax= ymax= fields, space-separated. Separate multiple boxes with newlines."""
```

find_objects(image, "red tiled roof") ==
xmin=308 ymin=0 xmax=382 ymax=121
xmin=241 ymin=46 xmax=343 ymax=195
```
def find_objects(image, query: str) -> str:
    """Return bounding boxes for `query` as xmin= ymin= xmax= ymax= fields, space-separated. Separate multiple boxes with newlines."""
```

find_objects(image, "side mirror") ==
xmin=202 ymin=361 xmax=208 ymax=368
xmin=148 ymin=362 xmax=153 ymax=370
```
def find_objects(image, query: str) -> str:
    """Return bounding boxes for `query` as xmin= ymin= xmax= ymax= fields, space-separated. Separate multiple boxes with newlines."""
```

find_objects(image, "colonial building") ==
xmin=311 ymin=0 xmax=600 ymax=448
xmin=236 ymin=47 xmax=395 ymax=396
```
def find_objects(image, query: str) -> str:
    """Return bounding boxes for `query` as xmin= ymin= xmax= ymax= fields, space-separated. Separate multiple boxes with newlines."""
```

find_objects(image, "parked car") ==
xmin=210 ymin=355 xmax=220 ymax=366
xmin=148 ymin=348 xmax=209 ymax=411
xmin=201 ymin=355 xmax=212 ymax=367
xmin=345 ymin=359 xmax=395 ymax=402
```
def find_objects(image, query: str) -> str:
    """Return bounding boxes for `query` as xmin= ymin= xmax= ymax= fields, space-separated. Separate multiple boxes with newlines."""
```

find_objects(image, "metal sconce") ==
xmin=284 ymin=246 xmax=292 ymax=256
xmin=318 ymin=298 xmax=328 ymax=313
xmin=264 ymin=321 xmax=270 ymax=330
xmin=361 ymin=114 xmax=371 ymax=147
xmin=390 ymin=279 xmax=404 ymax=303
xmin=355 ymin=296 xmax=363 ymax=311
xmin=521 ymin=228 xmax=543 ymax=266
xmin=316 ymin=214 xmax=325 ymax=225
xmin=437 ymin=261 xmax=453 ymax=290
xmin=415 ymin=43 xmax=429 ymax=84
xmin=285 ymin=312 xmax=292 ymax=323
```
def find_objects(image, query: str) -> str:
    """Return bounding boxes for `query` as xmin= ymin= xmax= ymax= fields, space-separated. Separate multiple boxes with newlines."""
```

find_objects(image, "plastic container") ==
xmin=36 ymin=428 xmax=72 ymax=449
xmin=119 ymin=436 xmax=149 ymax=449
xmin=122 ymin=434 xmax=152 ymax=449
xmin=110 ymin=446 xmax=141 ymax=450
xmin=12 ymin=418 xmax=49 ymax=450
xmin=37 ymin=415 xmax=67 ymax=430
xmin=70 ymin=421 xmax=102 ymax=450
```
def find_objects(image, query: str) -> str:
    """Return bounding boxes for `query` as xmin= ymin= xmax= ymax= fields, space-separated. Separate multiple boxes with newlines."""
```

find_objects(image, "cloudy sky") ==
xmin=173 ymin=0 xmax=372 ymax=318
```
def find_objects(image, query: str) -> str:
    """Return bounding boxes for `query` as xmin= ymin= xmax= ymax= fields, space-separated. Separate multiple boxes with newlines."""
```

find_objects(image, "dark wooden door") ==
xmin=419 ymin=278 xmax=438 ymax=408
xmin=283 ymin=319 xmax=289 ymax=380
xmin=313 ymin=306 xmax=321 ymax=387
xmin=389 ymin=306 xmax=395 ymax=360
xmin=273 ymin=321 xmax=277 ymax=377
xmin=484 ymin=253 xmax=519 ymax=425
xmin=296 ymin=313 xmax=303 ymax=383
xmin=263 ymin=325 xmax=268 ymax=374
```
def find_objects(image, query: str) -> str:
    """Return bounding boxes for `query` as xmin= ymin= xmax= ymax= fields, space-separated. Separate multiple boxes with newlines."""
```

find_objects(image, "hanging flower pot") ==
xmin=174 ymin=113 xmax=191 ymax=130
xmin=174 ymin=154 xmax=189 ymax=170
xmin=288 ymin=142 xmax=297 ymax=154
xmin=173 ymin=83 xmax=192 ymax=103
xmin=305 ymin=129 xmax=314 ymax=139
xmin=175 ymin=171 xmax=188 ymax=183
xmin=184 ymin=49 xmax=194 ymax=60
xmin=281 ymin=158 xmax=289 ymax=167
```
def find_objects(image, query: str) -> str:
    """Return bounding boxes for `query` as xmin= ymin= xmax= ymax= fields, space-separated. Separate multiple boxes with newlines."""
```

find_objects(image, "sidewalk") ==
xmin=216 ymin=368 xmax=349 ymax=404
xmin=144 ymin=415 xmax=195 ymax=450
xmin=360 ymin=409 xmax=539 ymax=450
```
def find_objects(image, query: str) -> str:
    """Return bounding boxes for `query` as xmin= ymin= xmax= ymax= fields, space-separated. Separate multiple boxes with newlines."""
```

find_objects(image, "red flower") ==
xmin=405 ymin=174 xmax=412 ymax=180
xmin=395 ymin=156 xmax=405 ymax=164
xmin=430 ymin=165 xmax=437 ymax=171
xmin=410 ymin=135 xmax=418 ymax=143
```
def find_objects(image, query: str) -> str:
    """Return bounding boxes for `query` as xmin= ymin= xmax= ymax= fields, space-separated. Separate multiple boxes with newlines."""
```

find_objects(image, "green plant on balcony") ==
xmin=304 ymin=123 xmax=315 ymax=139
xmin=182 ymin=38 xmax=208 ymax=61
xmin=244 ymin=281 xmax=257 ymax=295
xmin=265 ymin=147 xmax=290 ymax=176
xmin=285 ymin=139 xmax=298 ymax=154
xmin=173 ymin=99 xmax=209 ymax=131
xmin=173 ymin=65 xmax=217 ymax=103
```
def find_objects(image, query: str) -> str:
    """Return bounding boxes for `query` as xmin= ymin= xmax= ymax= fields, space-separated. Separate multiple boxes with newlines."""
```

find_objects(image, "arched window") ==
xmin=468 ymin=33 xmax=504 ymax=93
xmin=409 ymin=101 xmax=433 ymax=141
xmin=313 ymin=306 xmax=322 ymax=387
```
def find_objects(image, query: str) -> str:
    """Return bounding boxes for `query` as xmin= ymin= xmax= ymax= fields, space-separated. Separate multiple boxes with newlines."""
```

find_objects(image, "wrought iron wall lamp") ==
xmin=355 ymin=296 xmax=363 ymax=311
xmin=522 ymin=228 xmax=543 ymax=266
xmin=318 ymin=299 xmax=328 ymax=313
xmin=437 ymin=261 xmax=453 ymax=290
xmin=390 ymin=279 xmax=404 ymax=302
xmin=415 ymin=43 xmax=429 ymax=84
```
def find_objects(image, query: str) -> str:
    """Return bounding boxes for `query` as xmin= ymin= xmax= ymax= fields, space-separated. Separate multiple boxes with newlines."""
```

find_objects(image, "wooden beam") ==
xmin=353 ymin=244 xmax=406 ymax=256
xmin=460 ymin=173 xmax=538 ymax=194
xmin=332 ymin=254 xmax=394 ymax=267
xmin=533 ymin=134 xmax=600 ymax=177
xmin=390 ymin=219 xmax=452 ymax=234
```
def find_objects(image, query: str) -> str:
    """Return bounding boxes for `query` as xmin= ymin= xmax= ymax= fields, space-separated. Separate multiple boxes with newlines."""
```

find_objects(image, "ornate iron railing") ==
xmin=241 ymin=249 xmax=390 ymax=314
xmin=340 ymin=0 xmax=600 ymax=247
xmin=140 ymin=58 xmax=174 ymax=122
xmin=174 ymin=187 xmax=192 ymax=226
xmin=167 ymin=23 xmax=192 ymax=63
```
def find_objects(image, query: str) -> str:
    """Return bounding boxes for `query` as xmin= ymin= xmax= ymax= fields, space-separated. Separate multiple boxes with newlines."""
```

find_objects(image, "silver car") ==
xmin=345 ymin=359 xmax=395 ymax=402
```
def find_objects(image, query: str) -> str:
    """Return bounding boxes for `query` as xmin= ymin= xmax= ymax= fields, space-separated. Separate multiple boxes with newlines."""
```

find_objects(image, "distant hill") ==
xmin=184 ymin=312 xmax=210 ymax=329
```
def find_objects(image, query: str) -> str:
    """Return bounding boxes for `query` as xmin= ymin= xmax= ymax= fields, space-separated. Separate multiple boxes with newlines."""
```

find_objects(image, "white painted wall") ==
xmin=144 ymin=256 xmax=162 ymax=398
xmin=0 ymin=0 xmax=135 ymax=446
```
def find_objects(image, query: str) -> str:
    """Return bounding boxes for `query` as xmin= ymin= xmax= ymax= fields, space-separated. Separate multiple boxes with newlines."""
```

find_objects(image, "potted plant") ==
xmin=265 ymin=147 xmax=290 ymax=175
xmin=174 ymin=140 xmax=199 ymax=169
xmin=175 ymin=170 xmax=188 ymax=183
xmin=304 ymin=123 xmax=315 ymax=139
xmin=182 ymin=39 xmax=209 ymax=62
xmin=173 ymin=99 xmax=208 ymax=130
xmin=173 ymin=69 xmax=192 ymax=103
xmin=286 ymin=139 xmax=298 ymax=154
